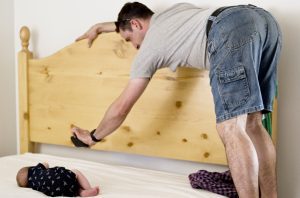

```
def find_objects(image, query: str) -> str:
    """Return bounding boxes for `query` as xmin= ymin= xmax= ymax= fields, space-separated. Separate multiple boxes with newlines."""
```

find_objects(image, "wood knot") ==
xmin=122 ymin=126 xmax=131 ymax=132
xmin=41 ymin=66 xmax=52 ymax=82
xmin=23 ymin=112 xmax=29 ymax=120
xmin=41 ymin=66 xmax=49 ymax=74
xmin=201 ymin=133 xmax=208 ymax=139
xmin=165 ymin=76 xmax=176 ymax=81
xmin=156 ymin=131 xmax=161 ymax=135
xmin=175 ymin=101 xmax=182 ymax=108
xmin=203 ymin=152 xmax=210 ymax=158
xmin=113 ymin=40 xmax=130 ymax=58
xmin=127 ymin=142 xmax=134 ymax=147
xmin=47 ymin=127 xmax=52 ymax=130
xmin=182 ymin=138 xmax=188 ymax=143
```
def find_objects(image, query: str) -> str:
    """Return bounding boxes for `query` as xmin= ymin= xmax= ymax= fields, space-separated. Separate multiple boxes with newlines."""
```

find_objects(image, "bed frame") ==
xmin=18 ymin=26 xmax=277 ymax=165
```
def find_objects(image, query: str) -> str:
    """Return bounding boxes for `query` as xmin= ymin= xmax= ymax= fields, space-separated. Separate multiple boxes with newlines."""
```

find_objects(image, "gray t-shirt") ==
xmin=130 ymin=3 xmax=216 ymax=79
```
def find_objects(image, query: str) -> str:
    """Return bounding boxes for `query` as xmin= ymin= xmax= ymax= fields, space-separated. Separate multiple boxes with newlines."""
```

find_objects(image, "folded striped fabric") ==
xmin=188 ymin=170 xmax=238 ymax=198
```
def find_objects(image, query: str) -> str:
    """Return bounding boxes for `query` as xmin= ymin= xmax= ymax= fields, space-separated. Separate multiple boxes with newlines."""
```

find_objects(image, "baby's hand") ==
xmin=42 ymin=162 xmax=49 ymax=169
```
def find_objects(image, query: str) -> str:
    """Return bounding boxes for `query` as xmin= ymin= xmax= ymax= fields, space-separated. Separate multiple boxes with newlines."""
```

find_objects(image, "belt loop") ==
xmin=208 ymin=15 xmax=216 ymax=22
xmin=206 ymin=6 xmax=233 ymax=37
xmin=206 ymin=16 xmax=216 ymax=38
xmin=248 ymin=4 xmax=257 ymax=7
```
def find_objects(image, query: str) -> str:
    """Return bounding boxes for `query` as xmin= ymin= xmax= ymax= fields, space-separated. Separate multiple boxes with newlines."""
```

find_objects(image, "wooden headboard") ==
xmin=18 ymin=26 xmax=277 ymax=165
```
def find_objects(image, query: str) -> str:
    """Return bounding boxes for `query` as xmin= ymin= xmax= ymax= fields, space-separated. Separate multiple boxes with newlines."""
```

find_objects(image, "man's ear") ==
xmin=130 ymin=19 xmax=143 ymax=30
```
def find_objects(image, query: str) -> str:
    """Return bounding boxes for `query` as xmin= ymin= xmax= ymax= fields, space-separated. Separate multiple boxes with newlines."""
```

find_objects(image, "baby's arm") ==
xmin=72 ymin=169 xmax=100 ymax=196
xmin=72 ymin=169 xmax=91 ymax=190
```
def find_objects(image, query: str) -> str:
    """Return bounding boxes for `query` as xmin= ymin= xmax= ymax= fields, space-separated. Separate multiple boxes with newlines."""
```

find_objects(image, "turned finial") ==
xmin=20 ymin=26 xmax=30 ymax=51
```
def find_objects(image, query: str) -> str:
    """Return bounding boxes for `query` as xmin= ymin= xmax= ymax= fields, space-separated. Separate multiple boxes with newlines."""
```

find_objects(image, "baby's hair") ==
xmin=16 ymin=166 xmax=30 ymax=187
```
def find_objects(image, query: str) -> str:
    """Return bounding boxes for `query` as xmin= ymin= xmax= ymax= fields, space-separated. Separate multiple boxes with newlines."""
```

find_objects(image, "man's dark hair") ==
xmin=115 ymin=2 xmax=154 ymax=33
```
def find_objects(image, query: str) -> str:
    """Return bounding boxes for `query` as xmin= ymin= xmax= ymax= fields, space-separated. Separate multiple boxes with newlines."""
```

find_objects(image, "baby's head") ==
xmin=16 ymin=167 xmax=30 ymax=187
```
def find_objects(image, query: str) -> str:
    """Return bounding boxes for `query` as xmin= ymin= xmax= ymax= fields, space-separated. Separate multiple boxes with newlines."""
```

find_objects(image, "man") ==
xmin=71 ymin=2 xmax=282 ymax=198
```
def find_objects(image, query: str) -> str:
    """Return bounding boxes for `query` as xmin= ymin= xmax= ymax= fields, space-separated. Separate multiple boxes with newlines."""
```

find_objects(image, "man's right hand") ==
xmin=75 ymin=22 xmax=116 ymax=48
xmin=71 ymin=125 xmax=96 ymax=147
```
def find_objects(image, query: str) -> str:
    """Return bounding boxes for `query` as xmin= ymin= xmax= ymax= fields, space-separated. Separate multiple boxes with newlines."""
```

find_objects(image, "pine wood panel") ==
xmin=20 ymin=30 xmax=228 ymax=164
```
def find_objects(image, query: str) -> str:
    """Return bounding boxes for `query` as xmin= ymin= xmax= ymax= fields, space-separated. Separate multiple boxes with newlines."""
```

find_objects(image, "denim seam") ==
xmin=216 ymin=105 xmax=264 ymax=123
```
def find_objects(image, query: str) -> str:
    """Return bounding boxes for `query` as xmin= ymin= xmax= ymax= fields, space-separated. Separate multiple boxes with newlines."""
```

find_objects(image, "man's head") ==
xmin=115 ymin=2 xmax=154 ymax=49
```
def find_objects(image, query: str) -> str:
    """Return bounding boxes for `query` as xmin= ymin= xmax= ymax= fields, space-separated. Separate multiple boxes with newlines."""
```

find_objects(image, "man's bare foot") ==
xmin=79 ymin=186 xmax=100 ymax=197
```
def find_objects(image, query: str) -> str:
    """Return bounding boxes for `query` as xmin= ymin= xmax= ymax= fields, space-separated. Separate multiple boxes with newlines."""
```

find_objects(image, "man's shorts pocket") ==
xmin=217 ymin=65 xmax=250 ymax=110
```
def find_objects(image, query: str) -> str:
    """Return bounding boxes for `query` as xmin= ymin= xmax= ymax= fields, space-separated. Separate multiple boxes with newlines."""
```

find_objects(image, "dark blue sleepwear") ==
xmin=27 ymin=163 xmax=79 ymax=197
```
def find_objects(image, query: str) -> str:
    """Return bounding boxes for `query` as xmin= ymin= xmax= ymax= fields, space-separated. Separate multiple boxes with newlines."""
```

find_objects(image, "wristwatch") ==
xmin=90 ymin=129 xmax=102 ymax=142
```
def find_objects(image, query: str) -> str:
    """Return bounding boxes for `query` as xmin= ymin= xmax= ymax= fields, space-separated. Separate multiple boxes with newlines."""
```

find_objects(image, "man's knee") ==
xmin=246 ymin=111 xmax=263 ymax=130
xmin=216 ymin=114 xmax=247 ymax=142
xmin=247 ymin=111 xmax=262 ymax=120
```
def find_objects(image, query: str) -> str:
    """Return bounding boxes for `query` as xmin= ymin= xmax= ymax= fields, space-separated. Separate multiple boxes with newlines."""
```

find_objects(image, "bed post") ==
xmin=18 ymin=26 xmax=34 ymax=153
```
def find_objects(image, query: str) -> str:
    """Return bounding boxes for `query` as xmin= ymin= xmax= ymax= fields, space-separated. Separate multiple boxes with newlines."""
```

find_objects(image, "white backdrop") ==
xmin=10 ymin=0 xmax=300 ymax=197
xmin=0 ymin=0 xmax=16 ymax=156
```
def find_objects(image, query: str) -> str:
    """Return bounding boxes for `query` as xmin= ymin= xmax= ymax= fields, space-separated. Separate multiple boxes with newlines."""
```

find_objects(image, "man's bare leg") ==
xmin=72 ymin=169 xmax=100 ymax=197
xmin=246 ymin=112 xmax=277 ymax=198
xmin=216 ymin=114 xmax=259 ymax=198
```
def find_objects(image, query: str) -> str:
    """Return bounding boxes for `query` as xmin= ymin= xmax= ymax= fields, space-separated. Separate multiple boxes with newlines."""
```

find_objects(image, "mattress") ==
xmin=0 ymin=153 xmax=226 ymax=197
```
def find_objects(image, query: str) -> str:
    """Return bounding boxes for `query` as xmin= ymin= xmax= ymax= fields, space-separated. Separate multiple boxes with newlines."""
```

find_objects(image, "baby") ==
xmin=16 ymin=162 xmax=99 ymax=197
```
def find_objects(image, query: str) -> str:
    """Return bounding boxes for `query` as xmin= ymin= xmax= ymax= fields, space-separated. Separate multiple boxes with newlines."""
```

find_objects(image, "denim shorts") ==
xmin=207 ymin=5 xmax=282 ymax=123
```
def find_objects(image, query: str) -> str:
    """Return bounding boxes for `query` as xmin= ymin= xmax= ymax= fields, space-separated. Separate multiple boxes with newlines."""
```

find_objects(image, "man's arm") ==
xmin=76 ymin=22 xmax=116 ymax=47
xmin=72 ymin=78 xmax=150 ymax=146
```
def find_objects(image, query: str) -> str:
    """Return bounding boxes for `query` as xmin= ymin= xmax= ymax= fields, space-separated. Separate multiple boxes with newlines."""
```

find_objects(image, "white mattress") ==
xmin=0 ymin=153 xmax=226 ymax=197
